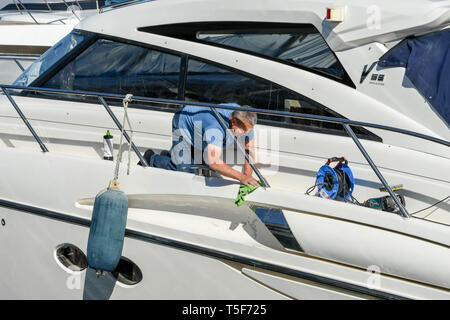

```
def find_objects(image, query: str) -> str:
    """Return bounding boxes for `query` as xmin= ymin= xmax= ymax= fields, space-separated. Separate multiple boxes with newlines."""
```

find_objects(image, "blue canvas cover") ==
xmin=378 ymin=30 xmax=450 ymax=125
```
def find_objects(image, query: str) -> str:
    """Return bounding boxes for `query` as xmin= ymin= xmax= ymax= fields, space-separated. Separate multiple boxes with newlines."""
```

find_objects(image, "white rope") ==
xmin=113 ymin=94 xmax=134 ymax=180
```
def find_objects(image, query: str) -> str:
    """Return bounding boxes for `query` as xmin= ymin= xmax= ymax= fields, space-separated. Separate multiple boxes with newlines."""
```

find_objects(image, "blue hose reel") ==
xmin=316 ymin=157 xmax=354 ymax=200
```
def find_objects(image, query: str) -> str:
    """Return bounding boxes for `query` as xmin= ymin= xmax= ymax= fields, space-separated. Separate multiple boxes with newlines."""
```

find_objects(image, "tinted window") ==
xmin=43 ymin=39 xmax=181 ymax=99
xmin=198 ymin=32 xmax=345 ymax=79
xmin=139 ymin=22 xmax=351 ymax=84
xmin=14 ymin=30 xmax=87 ymax=87
xmin=185 ymin=58 xmax=378 ymax=139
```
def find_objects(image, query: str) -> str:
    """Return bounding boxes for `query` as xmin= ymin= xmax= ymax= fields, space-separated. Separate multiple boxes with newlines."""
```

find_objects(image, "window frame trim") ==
xmin=138 ymin=22 xmax=356 ymax=89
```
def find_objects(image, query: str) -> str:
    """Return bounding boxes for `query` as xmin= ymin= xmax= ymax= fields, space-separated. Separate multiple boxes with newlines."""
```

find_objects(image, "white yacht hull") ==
xmin=0 ymin=0 xmax=449 ymax=299
xmin=0 ymin=146 xmax=448 ymax=299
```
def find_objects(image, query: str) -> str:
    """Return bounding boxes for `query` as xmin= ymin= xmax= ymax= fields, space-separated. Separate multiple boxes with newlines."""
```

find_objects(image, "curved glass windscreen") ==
xmin=13 ymin=30 xmax=87 ymax=87
xmin=42 ymin=38 xmax=181 ymax=99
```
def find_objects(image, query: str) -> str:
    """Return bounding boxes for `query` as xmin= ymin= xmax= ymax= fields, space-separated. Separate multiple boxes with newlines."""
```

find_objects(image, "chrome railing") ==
xmin=14 ymin=0 xmax=39 ymax=24
xmin=1 ymin=84 xmax=449 ymax=217
xmin=6 ymin=0 xmax=101 ymax=24
xmin=61 ymin=0 xmax=81 ymax=21
xmin=0 ymin=54 xmax=39 ymax=72
xmin=1 ymin=87 xmax=49 ymax=152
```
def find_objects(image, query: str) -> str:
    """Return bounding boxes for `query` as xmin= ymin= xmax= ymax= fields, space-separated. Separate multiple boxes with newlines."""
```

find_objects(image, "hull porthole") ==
xmin=55 ymin=244 xmax=88 ymax=272
xmin=112 ymin=257 xmax=143 ymax=286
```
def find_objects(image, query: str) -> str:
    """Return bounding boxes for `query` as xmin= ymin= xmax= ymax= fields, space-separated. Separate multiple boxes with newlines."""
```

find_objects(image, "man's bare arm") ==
xmin=207 ymin=144 xmax=258 ymax=186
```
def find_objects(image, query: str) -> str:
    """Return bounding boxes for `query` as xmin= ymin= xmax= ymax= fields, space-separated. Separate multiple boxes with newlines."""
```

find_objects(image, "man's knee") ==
xmin=150 ymin=154 xmax=177 ymax=171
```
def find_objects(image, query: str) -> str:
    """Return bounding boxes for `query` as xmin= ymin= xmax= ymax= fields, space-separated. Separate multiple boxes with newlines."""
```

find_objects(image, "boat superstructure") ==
xmin=0 ymin=0 xmax=104 ymax=83
xmin=0 ymin=0 xmax=448 ymax=299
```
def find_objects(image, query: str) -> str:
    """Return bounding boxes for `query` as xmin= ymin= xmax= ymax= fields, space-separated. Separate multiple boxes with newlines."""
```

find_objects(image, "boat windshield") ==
xmin=13 ymin=30 xmax=87 ymax=87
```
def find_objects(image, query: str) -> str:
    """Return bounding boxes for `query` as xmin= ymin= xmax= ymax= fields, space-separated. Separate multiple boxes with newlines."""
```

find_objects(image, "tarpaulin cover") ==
xmin=378 ymin=30 xmax=450 ymax=125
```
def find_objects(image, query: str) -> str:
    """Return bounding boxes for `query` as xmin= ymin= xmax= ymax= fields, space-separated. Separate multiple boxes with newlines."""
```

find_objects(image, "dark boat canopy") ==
xmin=379 ymin=29 xmax=450 ymax=126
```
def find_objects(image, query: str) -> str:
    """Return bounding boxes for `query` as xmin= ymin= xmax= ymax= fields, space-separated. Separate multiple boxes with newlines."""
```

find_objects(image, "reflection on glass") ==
xmin=13 ymin=31 xmax=86 ymax=87
xmin=185 ymin=58 xmax=343 ymax=131
xmin=43 ymin=39 xmax=181 ymax=99
xmin=198 ymin=32 xmax=345 ymax=79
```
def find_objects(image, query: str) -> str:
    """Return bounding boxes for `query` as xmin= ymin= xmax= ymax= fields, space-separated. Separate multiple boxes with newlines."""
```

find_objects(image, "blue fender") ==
xmin=87 ymin=188 xmax=129 ymax=272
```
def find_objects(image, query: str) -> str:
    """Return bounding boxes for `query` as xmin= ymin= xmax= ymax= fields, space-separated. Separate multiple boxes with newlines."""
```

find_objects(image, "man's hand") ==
xmin=208 ymin=144 xmax=259 ymax=186
xmin=239 ymin=175 xmax=259 ymax=187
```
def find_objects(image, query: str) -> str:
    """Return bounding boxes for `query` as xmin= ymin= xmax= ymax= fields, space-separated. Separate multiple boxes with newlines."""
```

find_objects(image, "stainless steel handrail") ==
xmin=13 ymin=0 xmax=22 ymax=13
xmin=14 ymin=59 xmax=25 ymax=72
xmin=44 ymin=0 xmax=52 ymax=11
xmin=0 ymin=87 xmax=48 ymax=152
xmin=61 ymin=0 xmax=81 ymax=21
xmin=0 ymin=55 xmax=39 ymax=72
xmin=98 ymin=96 xmax=148 ymax=167
xmin=6 ymin=0 xmax=96 ymax=24
xmin=0 ymin=55 xmax=40 ymax=60
xmin=0 ymin=53 xmax=40 ymax=58
xmin=344 ymin=124 xmax=409 ymax=217
xmin=2 ymin=84 xmax=448 ymax=147
xmin=15 ymin=0 xmax=40 ymax=24
xmin=1 ymin=84 xmax=449 ymax=217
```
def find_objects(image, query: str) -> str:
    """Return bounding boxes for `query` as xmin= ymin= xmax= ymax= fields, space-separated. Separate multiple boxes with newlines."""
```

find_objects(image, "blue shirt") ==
xmin=174 ymin=103 xmax=254 ymax=152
